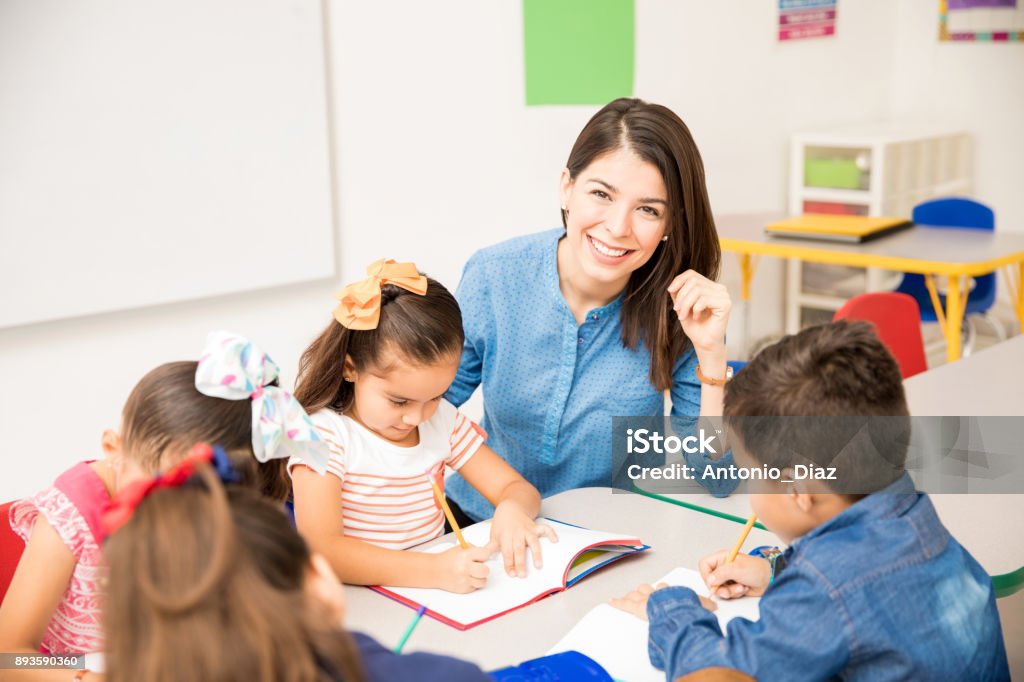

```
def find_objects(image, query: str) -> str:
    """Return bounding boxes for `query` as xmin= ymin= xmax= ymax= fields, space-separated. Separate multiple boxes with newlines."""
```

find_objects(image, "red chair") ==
xmin=0 ymin=500 xmax=25 ymax=604
xmin=833 ymin=292 xmax=928 ymax=379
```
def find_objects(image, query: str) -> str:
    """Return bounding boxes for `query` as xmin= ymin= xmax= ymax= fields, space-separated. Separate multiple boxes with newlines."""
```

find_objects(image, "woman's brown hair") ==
xmin=294 ymin=276 xmax=463 ymax=414
xmin=103 ymin=464 xmax=365 ymax=682
xmin=120 ymin=361 xmax=289 ymax=500
xmin=563 ymin=97 xmax=721 ymax=391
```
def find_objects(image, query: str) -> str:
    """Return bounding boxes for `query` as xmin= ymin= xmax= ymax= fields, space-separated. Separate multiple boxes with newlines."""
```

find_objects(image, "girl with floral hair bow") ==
xmin=290 ymin=260 xmax=556 ymax=595
xmin=0 ymin=332 xmax=327 ymax=672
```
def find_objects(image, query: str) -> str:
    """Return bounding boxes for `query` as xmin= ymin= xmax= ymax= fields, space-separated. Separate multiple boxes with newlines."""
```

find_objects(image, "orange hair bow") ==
xmin=333 ymin=259 xmax=428 ymax=330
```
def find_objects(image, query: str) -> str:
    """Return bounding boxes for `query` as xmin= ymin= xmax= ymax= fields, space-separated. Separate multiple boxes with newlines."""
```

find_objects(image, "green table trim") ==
xmin=993 ymin=566 xmax=1024 ymax=599
xmin=633 ymin=485 xmax=1024 ymax=599
xmin=632 ymin=486 xmax=767 ymax=530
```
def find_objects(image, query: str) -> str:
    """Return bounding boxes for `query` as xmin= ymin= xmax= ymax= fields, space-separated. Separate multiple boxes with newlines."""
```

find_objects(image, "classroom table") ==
xmin=903 ymin=334 xmax=1024 ymax=416
xmin=634 ymin=477 xmax=1024 ymax=584
xmin=715 ymin=212 xmax=1024 ymax=362
xmin=342 ymin=487 xmax=778 ymax=672
xmin=633 ymin=479 xmax=1024 ymax=675
xmin=902 ymin=334 xmax=1024 ymax=599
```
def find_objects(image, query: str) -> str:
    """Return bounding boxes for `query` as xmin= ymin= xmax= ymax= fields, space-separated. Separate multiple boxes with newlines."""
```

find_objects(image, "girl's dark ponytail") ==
xmin=294 ymin=275 xmax=463 ymax=415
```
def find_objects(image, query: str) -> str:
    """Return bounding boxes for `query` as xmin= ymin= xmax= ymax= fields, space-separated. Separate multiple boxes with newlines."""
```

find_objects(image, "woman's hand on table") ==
xmin=490 ymin=503 xmax=558 ymax=578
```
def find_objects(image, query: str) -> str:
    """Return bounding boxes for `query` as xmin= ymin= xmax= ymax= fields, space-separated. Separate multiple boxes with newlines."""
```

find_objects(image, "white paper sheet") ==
xmin=547 ymin=567 xmax=760 ymax=682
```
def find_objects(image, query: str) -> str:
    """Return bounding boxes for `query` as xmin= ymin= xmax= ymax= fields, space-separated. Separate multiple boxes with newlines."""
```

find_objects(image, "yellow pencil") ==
xmin=427 ymin=473 xmax=468 ymax=549
xmin=726 ymin=514 xmax=758 ymax=563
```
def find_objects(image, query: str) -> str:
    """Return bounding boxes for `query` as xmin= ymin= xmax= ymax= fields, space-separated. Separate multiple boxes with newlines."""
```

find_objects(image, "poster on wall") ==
xmin=523 ymin=0 xmax=634 ymax=105
xmin=778 ymin=0 xmax=837 ymax=41
xmin=941 ymin=0 xmax=1024 ymax=40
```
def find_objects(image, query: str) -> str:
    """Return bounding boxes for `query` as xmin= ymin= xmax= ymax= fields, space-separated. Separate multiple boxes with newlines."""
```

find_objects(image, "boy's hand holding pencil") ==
xmin=699 ymin=513 xmax=770 ymax=600
xmin=699 ymin=551 xmax=772 ymax=600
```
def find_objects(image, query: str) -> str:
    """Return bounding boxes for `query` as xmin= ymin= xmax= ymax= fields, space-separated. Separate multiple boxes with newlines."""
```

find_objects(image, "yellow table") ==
xmin=716 ymin=212 xmax=1024 ymax=361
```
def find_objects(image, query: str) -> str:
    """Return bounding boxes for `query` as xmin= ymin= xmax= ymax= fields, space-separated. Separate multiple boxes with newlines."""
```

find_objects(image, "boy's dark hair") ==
xmin=294 ymin=275 xmax=463 ymax=415
xmin=723 ymin=321 xmax=910 ymax=495
xmin=122 ymin=361 xmax=289 ymax=501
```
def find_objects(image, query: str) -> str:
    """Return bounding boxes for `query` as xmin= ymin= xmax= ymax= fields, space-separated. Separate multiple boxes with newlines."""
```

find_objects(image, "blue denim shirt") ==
xmin=646 ymin=474 xmax=1009 ymax=681
xmin=444 ymin=229 xmax=736 ymax=521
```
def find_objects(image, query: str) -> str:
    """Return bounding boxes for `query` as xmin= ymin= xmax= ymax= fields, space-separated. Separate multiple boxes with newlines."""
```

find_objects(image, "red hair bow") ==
xmin=100 ymin=443 xmax=215 ymax=537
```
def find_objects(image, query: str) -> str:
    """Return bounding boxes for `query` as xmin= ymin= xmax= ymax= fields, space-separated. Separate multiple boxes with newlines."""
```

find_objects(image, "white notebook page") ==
xmin=378 ymin=519 xmax=642 ymax=627
xmin=547 ymin=567 xmax=760 ymax=682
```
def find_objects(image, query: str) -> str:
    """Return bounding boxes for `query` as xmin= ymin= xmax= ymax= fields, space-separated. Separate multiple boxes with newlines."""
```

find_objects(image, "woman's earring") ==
xmin=661 ymin=235 xmax=669 ymax=242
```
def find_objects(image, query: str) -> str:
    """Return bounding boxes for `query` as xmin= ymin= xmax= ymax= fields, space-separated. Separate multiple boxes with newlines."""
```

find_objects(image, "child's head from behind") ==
xmin=107 ymin=332 xmax=329 ymax=500
xmin=103 ymin=460 xmax=362 ymax=682
xmin=112 ymin=360 xmax=260 ymax=481
xmin=723 ymin=321 xmax=911 ymax=542
xmin=296 ymin=270 xmax=463 ymax=444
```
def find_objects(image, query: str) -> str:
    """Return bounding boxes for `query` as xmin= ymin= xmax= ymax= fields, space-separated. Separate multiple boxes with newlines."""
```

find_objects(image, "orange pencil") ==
xmin=427 ymin=472 xmax=468 ymax=549
xmin=726 ymin=514 xmax=758 ymax=563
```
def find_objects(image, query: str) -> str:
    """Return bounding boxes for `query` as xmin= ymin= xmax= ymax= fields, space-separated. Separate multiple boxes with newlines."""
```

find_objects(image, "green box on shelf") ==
xmin=804 ymin=158 xmax=862 ymax=189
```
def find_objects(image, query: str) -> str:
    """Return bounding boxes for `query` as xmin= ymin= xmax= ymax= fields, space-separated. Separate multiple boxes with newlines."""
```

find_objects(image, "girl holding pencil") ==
xmin=289 ymin=261 xmax=557 ymax=593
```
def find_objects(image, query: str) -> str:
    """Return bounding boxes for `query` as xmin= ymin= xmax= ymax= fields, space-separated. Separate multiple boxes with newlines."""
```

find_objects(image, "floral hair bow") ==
xmin=101 ymin=443 xmax=231 ymax=536
xmin=195 ymin=331 xmax=329 ymax=474
xmin=333 ymin=259 xmax=427 ymax=330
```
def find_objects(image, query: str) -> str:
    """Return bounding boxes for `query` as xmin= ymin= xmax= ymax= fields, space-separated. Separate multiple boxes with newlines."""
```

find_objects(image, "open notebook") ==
xmin=371 ymin=519 xmax=647 ymax=630
xmin=547 ymin=567 xmax=761 ymax=682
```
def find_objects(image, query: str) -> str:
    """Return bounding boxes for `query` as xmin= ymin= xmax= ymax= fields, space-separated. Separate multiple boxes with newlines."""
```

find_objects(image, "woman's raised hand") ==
xmin=667 ymin=270 xmax=732 ymax=355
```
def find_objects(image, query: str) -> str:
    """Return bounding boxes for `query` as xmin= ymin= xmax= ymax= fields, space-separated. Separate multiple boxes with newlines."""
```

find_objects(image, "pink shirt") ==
xmin=10 ymin=462 xmax=110 ymax=654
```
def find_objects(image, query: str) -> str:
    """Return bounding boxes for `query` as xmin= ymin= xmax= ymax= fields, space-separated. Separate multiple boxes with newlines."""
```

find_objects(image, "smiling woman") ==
xmin=444 ymin=98 xmax=738 ymax=523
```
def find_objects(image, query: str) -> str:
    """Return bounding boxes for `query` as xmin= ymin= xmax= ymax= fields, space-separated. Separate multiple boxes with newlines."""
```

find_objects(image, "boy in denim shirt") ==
xmin=612 ymin=321 xmax=1009 ymax=681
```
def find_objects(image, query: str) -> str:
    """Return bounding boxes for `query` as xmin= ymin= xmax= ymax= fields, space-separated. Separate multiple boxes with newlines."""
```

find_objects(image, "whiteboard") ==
xmin=0 ymin=0 xmax=335 ymax=328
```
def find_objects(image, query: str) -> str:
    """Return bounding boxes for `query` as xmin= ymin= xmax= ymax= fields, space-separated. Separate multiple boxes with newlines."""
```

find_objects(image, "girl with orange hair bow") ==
xmin=289 ymin=261 xmax=556 ymax=594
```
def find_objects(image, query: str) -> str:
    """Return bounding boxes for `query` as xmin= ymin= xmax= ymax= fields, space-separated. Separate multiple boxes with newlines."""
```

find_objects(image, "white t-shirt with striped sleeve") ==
xmin=289 ymin=399 xmax=485 ymax=550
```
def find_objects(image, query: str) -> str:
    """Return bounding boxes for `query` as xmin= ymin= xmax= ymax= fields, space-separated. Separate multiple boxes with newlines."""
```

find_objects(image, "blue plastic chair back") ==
xmin=727 ymin=360 xmax=748 ymax=375
xmin=912 ymin=197 xmax=994 ymax=232
xmin=895 ymin=197 xmax=996 ymax=319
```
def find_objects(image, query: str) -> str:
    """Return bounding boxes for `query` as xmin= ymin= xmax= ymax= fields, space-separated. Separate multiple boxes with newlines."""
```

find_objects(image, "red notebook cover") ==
xmin=369 ymin=518 xmax=648 ymax=630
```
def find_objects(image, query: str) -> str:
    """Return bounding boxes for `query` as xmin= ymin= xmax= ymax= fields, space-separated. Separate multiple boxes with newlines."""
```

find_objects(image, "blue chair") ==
xmin=894 ymin=197 xmax=1001 ymax=355
xmin=727 ymin=360 xmax=747 ymax=376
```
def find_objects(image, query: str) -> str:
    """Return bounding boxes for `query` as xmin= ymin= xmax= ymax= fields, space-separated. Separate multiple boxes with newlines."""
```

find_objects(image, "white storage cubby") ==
xmin=785 ymin=126 xmax=973 ymax=333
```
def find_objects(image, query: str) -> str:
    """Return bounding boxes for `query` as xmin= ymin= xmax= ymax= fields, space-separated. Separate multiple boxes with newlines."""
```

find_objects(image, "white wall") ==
xmin=0 ymin=0 xmax=335 ymax=328
xmin=5 ymin=0 xmax=1021 ymax=502
xmin=889 ymin=0 xmax=1024 ymax=235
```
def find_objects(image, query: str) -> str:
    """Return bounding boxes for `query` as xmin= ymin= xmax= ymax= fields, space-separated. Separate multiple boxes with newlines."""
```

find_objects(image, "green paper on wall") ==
xmin=523 ymin=0 xmax=634 ymax=105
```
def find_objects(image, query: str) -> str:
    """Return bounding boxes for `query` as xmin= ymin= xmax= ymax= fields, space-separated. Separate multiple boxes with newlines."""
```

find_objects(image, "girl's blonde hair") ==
xmin=103 ymin=463 xmax=365 ymax=682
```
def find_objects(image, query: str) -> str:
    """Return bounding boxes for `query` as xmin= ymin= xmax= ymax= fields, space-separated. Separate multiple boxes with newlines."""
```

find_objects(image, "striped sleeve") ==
xmin=445 ymin=408 xmax=486 ymax=471
xmin=288 ymin=411 xmax=347 ymax=481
